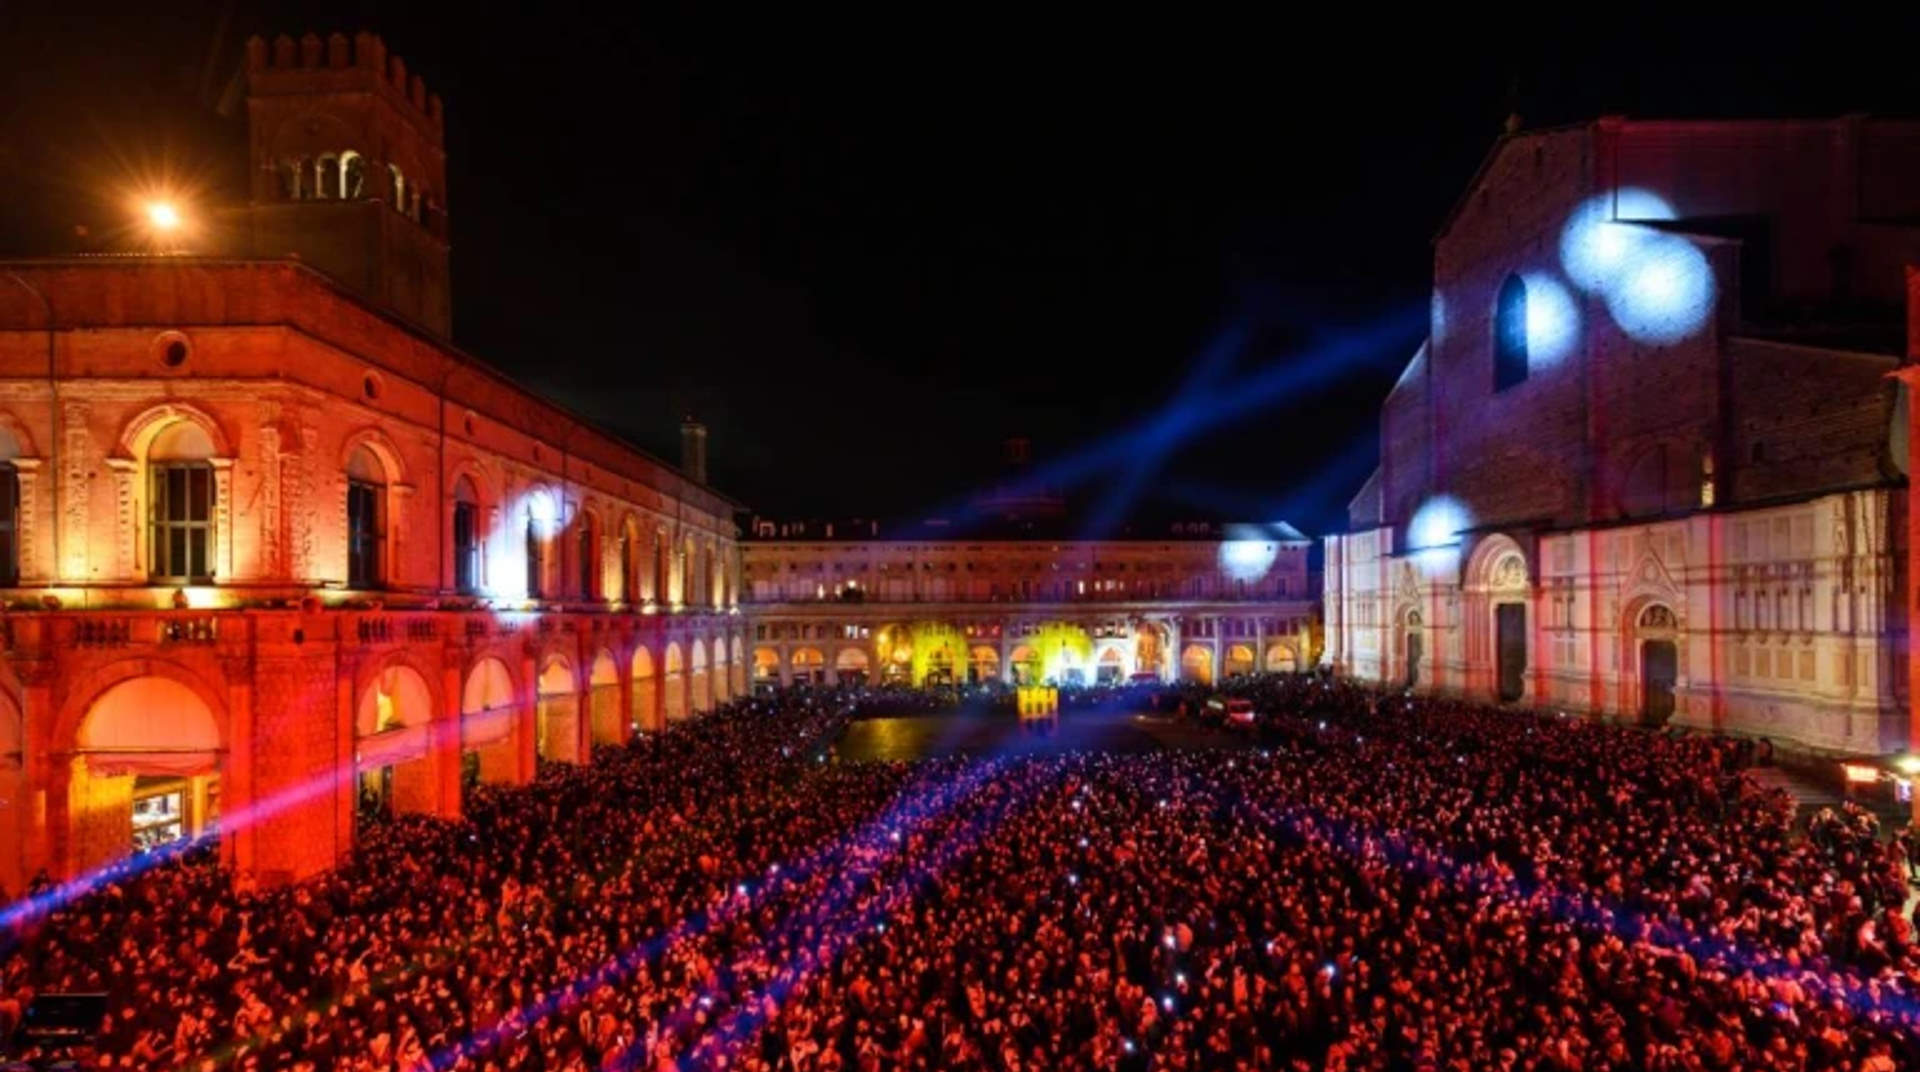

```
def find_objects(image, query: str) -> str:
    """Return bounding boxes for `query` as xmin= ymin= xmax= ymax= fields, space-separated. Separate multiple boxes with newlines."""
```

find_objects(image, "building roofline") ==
xmin=0 ymin=255 xmax=748 ymax=516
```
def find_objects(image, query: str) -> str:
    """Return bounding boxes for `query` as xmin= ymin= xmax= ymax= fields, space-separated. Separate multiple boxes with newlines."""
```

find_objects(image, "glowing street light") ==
xmin=145 ymin=201 xmax=182 ymax=232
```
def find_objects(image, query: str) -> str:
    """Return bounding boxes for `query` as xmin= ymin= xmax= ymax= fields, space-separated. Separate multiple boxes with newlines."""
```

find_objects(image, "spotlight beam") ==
xmin=909 ymin=303 xmax=1426 ymax=536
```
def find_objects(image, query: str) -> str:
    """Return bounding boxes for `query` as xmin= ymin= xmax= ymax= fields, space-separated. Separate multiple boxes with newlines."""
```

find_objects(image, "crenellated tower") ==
xmin=240 ymin=31 xmax=452 ymax=336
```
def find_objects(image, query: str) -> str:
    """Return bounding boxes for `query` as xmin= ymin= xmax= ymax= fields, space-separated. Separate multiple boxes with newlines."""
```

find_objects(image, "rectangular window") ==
xmin=151 ymin=463 xmax=213 ymax=583
xmin=453 ymin=501 xmax=479 ymax=593
xmin=347 ymin=480 xmax=382 ymax=588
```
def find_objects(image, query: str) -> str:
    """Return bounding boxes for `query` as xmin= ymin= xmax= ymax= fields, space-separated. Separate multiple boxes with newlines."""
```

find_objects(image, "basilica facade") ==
xmin=1324 ymin=117 xmax=1916 ymax=756
xmin=0 ymin=34 xmax=746 ymax=890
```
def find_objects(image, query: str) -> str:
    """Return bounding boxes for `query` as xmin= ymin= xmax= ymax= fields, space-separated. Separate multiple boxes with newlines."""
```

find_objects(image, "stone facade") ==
xmin=0 ymin=33 xmax=747 ymax=891
xmin=1325 ymin=117 xmax=1917 ymax=755
xmin=744 ymin=521 xmax=1315 ymax=687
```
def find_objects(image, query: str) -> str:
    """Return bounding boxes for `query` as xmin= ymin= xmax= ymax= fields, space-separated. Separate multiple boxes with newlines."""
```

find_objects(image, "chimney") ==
xmin=680 ymin=416 xmax=709 ymax=485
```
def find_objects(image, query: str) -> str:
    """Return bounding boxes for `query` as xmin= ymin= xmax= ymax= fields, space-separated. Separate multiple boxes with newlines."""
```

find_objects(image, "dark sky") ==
xmin=2 ymin=9 xmax=1915 ymax=536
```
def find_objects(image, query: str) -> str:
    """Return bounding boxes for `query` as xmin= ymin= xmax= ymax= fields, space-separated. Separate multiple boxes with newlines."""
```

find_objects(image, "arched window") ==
xmin=619 ymin=522 xmax=637 ymax=604
xmin=577 ymin=513 xmax=596 ymax=600
xmin=525 ymin=491 xmax=555 ymax=601
xmin=345 ymin=446 xmax=386 ymax=589
xmin=452 ymin=477 xmax=480 ymax=594
xmin=653 ymin=531 xmax=670 ymax=606
xmin=340 ymin=151 xmax=366 ymax=198
xmin=387 ymin=164 xmax=406 ymax=213
xmin=1493 ymin=273 xmax=1529 ymax=391
xmin=149 ymin=422 xmax=215 ymax=583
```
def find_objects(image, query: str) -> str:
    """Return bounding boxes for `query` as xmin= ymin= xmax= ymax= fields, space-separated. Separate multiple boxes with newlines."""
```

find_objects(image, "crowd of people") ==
xmin=5 ymin=674 xmax=1920 ymax=1069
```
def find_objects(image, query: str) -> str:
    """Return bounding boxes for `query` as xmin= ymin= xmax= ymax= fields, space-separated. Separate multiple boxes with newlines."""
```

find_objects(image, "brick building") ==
xmin=745 ymin=445 xmax=1316 ymax=688
xmin=0 ymin=33 xmax=745 ymax=889
xmin=1325 ymin=117 xmax=1918 ymax=756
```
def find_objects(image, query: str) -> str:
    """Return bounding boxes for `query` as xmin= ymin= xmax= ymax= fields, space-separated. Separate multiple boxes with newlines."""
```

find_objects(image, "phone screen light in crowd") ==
xmin=1161 ymin=995 xmax=1175 ymax=1012
xmin=1162 ymin=932 xmax=1177 ymax=950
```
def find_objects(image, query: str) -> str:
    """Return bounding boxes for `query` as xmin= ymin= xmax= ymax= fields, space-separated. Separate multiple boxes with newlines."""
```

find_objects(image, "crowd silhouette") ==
xmin=4 ymin=675 xmax=1919 ymax=1070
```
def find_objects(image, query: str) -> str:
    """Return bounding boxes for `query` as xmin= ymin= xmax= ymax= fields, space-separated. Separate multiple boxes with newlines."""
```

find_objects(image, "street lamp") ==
xmin=145 ymin=201 xmax=181 ymax=232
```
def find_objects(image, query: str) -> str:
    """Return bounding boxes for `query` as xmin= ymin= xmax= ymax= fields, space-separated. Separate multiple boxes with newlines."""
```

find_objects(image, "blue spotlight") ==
xmin=1218 ymin=538 xmax=1278 ymax=582
xmin=1407 ymin=495 xmax=1471 ymax=551
xmin=1604 ymin=234 xmax=1715 ymax=346
xmin=1519 ymin=271 xmax=1580 ymax=368
xmin=1559 ymin=188 xmax=1676 ymax=293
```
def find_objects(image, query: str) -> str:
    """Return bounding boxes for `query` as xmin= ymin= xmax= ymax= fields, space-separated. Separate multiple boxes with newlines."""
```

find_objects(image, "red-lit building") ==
xmin=0 ymin=33 xmax=745 ymax=890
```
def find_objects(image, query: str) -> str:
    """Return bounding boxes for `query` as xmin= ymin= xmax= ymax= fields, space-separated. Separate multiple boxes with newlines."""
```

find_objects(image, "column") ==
xmin=439 ymin=651 xmax=465 ymax=818
xmin=616 ymin=651 xmax=634 ymax=746
xmin=518 ymin=648 xmax=538 ymax=783
xmin=18 ymin=665 xmax=53 ymax=886
xmin=221 ymin=658 xmax=255 ymax=877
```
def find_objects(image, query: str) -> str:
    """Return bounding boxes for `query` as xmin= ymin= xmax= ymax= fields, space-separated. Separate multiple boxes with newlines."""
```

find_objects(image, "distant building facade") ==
xmin=1325 ymin=117 xmax=1915 ymax=756
xmin=0 ymin=33 xmax=745 ymax=890
xmin=744 ymin=471 xmax=1316 ymax=688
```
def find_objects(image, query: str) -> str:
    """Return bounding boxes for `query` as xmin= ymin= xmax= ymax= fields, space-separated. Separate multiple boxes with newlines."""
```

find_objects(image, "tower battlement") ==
xmin=244 ymin=32 xmax=443 ymax=137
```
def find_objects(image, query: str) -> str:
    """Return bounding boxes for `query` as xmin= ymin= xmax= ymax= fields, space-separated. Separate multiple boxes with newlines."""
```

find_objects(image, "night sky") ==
xmin=1 ymin=10 xmax=1914 ymax=536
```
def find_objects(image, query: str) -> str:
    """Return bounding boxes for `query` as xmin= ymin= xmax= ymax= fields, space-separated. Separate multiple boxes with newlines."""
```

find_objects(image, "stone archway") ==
xmin=753 ymin=646 xmax=781 ymax=685
xmin=1395 ymin=606 xmax=1423 ymax=689
xmin=1006 ymin=644 xmax=1040 ymax=685
xmin=67 ymin=675 xmax=222 ymax=878
xmin=1224 ymin=644 xmax=1256 ymax=678
xmin=1133 ymin=622 xmax=1169 ymax=679
xmin=1629 ymin=601 xmax=1683 ymax=726
xmin=689 ymin=638 xmax=711 ymax=715
xmin=1466 ymin=534 xmax=1532 ymax=704
xmin=969 ymin=645 xmax=1000 ymax=685
xmin=588 ymin=649 xmax=622 ymax=748
xmin=663 ymin=642 xmax=686 ymax=722
xmin=535 ymin=657 xmax=580 ymax=763
xmin=833 ymin=647 xmax=868 ymax=685
xmin=630 ymin=646 xmax=658 ymax=733
xmin=792 ymin=647 xmax=826 ymax=685
xmin=355 ymin=662 xmax=439 ymax=822
xmin=730 ymin=637 xmax=747 ymax=697
xmin=461 ymin=656 xmax=518 ymax=787
xmin=1180 ymin=644 xmax=1214 ymax=685
xmin=1263 ymin=641 xmax=1299 ymax=674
